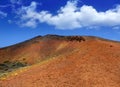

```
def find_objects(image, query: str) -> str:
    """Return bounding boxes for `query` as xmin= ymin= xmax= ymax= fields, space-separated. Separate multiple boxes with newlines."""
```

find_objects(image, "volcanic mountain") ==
xmin=0 ymin=35 xmax=120 ymax=87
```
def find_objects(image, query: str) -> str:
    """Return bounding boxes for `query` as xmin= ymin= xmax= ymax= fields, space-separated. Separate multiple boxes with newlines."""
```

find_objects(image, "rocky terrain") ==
xmin=0 ymin=35 xmax=120 ymax=87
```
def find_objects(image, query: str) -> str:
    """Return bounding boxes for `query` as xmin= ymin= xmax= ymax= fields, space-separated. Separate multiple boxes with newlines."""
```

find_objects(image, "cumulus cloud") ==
xmin=18 ymin=0 xmax=120 ymax=29
xmin=0 ymin=11 xmax=7 ymax=18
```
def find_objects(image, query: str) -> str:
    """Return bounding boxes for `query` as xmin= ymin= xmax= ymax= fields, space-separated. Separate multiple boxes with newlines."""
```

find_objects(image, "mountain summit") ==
xmin=0 ymin=35 xmax=120 ymax=87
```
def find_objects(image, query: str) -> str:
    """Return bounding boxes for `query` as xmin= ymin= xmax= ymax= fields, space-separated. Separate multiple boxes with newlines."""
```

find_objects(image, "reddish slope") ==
xmin=0 ymin=35 xmax=86 ymax=64
xmin=0 ymin=35 xmax=120 ymax=87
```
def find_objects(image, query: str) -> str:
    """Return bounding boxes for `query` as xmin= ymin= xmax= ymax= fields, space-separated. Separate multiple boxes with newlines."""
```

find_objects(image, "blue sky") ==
xmin=0 ymin=0 xmax=120 ymax=48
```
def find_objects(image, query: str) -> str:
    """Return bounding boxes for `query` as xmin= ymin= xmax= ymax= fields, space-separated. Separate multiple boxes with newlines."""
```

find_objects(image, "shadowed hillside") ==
xmin=0 ymin=35 xmax=120 ymax=87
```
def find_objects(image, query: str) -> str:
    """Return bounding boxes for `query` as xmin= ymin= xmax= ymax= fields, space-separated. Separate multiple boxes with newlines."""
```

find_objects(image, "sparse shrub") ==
xmin=23 ymin=58 xmax=26 ymax=61
xmin=110 ymin=45 xmax=113 ymax=47
xmin=3 ymin=60 xmax=10 ymax=64
xmin=14 ymin=62 xmax=26 ymax=68
xmin=66 ymin=36 xmax=85 ymax=42
xmin=0 ymin=61 xmax=27 ymax=74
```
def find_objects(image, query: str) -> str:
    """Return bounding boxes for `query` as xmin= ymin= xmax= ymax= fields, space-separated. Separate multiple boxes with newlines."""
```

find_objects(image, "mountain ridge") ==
xmin=0 ymin=34 xmax=120 ymax=49
xmin=0 ymin=34 xmax=120 ymax=87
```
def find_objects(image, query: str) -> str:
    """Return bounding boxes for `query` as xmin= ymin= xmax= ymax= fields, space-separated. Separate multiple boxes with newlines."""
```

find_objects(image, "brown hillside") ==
xmin=0 ymin=35 xmax=87 ymax=64
xmin=0 ymin=35 xmax=120 ymax=87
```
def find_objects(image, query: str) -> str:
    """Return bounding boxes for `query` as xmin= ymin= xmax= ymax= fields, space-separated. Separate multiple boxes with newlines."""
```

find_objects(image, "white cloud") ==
xmin=0 ymin=11 xmax=7 ymax=18
xmin=18 ymin=0 xmax=120 ymax=29
xmin=10 ymin=0 xmax=22 ymax=4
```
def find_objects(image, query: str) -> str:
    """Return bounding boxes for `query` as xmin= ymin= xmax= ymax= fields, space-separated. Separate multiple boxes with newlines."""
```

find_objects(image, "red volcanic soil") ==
xmin=0 ymin=35 xmax=120 ymax=87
